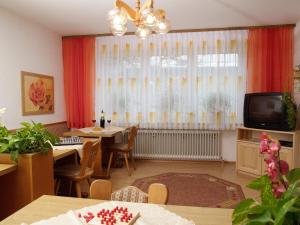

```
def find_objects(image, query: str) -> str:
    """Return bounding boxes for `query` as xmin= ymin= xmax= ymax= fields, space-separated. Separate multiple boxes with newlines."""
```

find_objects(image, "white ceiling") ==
xmin=0 ymin=0 xmax=299 ymax=36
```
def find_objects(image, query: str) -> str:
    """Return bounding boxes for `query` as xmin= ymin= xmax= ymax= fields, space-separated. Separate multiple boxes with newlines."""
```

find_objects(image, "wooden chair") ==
xmin=54 ymin=138 xmax=101 ymax=198
xmin=148 ymin=183 xmax=168 ymax=204
xmin=89 ymin=179 xmax=112 ymax=200
xmin=106 ymin=126 xmax=138 ymax=176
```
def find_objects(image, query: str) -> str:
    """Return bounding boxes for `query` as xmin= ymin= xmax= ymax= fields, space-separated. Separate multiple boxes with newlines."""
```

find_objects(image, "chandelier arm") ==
xmin=136 ymin=0 xmax=140 ymax=11
xmin=115 ymin=0 xmax=138 ymax=21
xmin=140 ymin=0 xmax=154 ymax=12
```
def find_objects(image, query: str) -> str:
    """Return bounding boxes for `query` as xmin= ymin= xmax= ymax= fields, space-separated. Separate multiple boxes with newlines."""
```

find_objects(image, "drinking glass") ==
xmin=107 ymin=119 xmax=112 ymax=129
xmin=92 ymin=119 xmax=96 ymax=128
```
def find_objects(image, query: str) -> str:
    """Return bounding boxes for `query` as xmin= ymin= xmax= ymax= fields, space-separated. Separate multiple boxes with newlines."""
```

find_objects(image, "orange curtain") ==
xmin=247 ymin=27 xmax=294 ymax=93
xmin=63 ymin=37 xmax=95 ymax=128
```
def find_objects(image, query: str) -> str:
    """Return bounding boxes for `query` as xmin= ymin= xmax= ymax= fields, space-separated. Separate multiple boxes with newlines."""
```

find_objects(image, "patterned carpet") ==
xmin=132 ymin=172 xmax=245 ymax=209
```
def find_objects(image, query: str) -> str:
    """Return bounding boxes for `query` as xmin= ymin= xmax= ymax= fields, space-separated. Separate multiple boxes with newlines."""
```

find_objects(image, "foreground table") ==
xmin=0 ymin=195 xmax=233 ymax=225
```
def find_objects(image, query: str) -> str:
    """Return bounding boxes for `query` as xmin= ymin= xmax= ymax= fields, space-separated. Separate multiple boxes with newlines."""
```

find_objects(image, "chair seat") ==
xmin=55 ymin=164 xmax=94 ymax=180
xmin=108 ymin=143 xmax=130 ymax=152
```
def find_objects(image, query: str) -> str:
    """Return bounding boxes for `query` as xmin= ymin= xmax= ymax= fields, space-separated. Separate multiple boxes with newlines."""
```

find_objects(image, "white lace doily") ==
xmin=25 ymin=201 xmax=195 ymax=225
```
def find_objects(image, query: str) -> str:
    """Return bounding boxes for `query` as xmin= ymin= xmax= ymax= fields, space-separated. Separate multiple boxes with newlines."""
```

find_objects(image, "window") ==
xmin=96 ymin=30 xmax=248 ymax=129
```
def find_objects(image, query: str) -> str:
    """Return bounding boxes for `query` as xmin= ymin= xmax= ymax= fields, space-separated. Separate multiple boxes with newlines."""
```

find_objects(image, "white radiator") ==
xmin=123 ymin=129 xmax=222 ymax=161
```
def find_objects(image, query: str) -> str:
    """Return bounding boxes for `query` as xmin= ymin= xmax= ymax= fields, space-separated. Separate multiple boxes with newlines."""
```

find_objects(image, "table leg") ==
xmin=92 ymin=137 xmax=115 ymax=179
xmin=93 ymin=141 xmax=110 ymax=179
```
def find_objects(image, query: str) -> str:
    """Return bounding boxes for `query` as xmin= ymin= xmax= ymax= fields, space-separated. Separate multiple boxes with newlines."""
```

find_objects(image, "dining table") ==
xmin=53 ymin=148 xmax=78 ymax=162
xmin=0 ymin=195 xmax=233 ymax=225
xmin=63 ymin=126 xmax=129 ymax=179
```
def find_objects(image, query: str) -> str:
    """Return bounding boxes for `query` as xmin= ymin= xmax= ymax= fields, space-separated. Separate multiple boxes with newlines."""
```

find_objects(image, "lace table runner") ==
xmin=23 ymin=201 xmax=195 ymax=225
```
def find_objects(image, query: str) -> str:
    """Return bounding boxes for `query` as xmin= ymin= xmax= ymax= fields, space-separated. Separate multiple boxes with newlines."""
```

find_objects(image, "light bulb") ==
xmin=154 ymin=18 xmax=171 ymax=34
xmin=135 ymin=25 xmax=151 ymax=39
xmin=108 ymin=7 xmax=127 ymax=26
xmin=111 ymin=23 xmax=127 ymax=36
xmin=141 ymin=8 xmax=157 ymax=27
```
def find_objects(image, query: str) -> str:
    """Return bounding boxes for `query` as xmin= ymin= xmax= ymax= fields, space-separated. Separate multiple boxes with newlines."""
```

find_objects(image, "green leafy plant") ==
xmin=282 ymin=93 xmax=297 ymax=130
xmin=232 ymin=133 xmax=300 ymax=225
xmin=0 ymin=122 xmax=58 ymax=162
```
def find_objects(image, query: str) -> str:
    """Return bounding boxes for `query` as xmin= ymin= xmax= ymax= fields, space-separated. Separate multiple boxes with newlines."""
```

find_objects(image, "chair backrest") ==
xmin=148 ymin=183 xmax=168 ymax=204
xmin=111 ymin=186 xmax=148 ymax=203
xmin=128 ymin=126 xmax=138 ymax=150
xmin=90 ymin=179 xmax=112 ymax=200
xmin=79 ymin=138 xmax=101 ymax=176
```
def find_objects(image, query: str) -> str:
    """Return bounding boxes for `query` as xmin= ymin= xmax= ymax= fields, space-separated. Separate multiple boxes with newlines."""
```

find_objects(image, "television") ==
xmin=243 ymin=92 xmax=291 ymax=131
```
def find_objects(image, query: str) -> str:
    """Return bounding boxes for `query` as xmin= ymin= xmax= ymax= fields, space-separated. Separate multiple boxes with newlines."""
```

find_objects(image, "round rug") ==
xmin=132 ymin=172 xmax=245 ymax=208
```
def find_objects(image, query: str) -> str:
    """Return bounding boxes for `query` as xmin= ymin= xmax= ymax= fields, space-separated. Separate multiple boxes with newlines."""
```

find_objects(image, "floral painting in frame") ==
xmin=21 ymin=71 xmax=54 ymax=115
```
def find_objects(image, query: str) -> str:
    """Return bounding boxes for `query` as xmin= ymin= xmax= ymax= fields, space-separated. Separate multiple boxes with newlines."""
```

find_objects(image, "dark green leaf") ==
xmin=261 ymin=180 xmax=276 ymax=207
xmin=245 ymin=210 xmax=274 ymax=225
xmin=248 ymin=205 xmax=271 ymax=215
xmin=283 ymin=181 xmax=300 ymax=199
xmin=274 ymin=198 xmax=297 ymax=225
xmin=286 ymin=168 xmax=300 ymax=185
xmin=232 ymin=199 xmax=256 ymax=225
xmin=10 ymin=150 xmax=19 ymax=162
xmin=247 ymin=175 xmax=270 ymax=191
xmin=282 ymin=93 xmax=297 ymax=130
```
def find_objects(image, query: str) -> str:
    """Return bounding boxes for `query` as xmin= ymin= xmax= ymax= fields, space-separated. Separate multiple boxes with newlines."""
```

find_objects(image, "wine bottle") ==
xmin=100 ymin=110 xmax=105 ymax=128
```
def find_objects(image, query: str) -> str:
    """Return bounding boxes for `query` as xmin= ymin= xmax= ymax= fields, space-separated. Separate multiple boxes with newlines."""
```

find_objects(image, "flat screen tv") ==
xmin=244 ymin=92 xmax=291 ymax=131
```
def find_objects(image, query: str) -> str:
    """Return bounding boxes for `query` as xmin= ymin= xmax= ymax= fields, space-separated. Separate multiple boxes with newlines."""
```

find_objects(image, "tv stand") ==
xmin=236 ymin=127 xmax=300 ymax=177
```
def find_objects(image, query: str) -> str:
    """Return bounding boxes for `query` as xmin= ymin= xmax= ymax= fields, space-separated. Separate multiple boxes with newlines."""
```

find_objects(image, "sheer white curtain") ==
xmin=96 ymin=30 xmax=248 ymax=129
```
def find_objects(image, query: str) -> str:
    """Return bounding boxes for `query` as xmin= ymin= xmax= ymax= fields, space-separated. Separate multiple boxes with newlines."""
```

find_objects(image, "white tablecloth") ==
xmin=53 ymin=145 xmax=83 ymax=158
xmin=24 ymin=201 xmax=195 ymax=225
xmin=79 ymin=126 xmax=127 ymax=135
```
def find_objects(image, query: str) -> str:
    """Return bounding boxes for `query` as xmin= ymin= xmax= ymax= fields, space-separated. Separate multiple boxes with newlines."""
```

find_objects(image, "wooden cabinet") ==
xmin=0 ymin=151 xmax=54 ymax=220
xmin=237 ymin=142 xmax=262 ymax=176
xmin=236 ymin=127 xmax=300 ymax=177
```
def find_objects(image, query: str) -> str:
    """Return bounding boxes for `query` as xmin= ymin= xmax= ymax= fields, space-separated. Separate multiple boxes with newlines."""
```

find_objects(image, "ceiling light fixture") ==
xmin=108 ymin=0 xmax=171 ymax=39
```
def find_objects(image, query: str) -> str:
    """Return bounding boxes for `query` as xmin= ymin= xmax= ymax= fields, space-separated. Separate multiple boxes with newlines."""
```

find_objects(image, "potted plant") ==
xmin=0 ymin=121 xmax=58 ymax=161
xmin=282 ymin=93 xmax=297 ymax=130
xmin=0 ymin=119 xmax=59 ymax=218
xmin=232 ymin=133 xmax=300 ymax=225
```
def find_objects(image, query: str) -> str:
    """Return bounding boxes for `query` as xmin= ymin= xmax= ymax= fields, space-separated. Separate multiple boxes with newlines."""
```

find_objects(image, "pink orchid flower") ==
xmin=260 ymin=132 xmax=268 ymax=140
xmin=268 ymin=141 xmax=280 ymax=154
xmin=260 ymin=139 xmax=269 ymax=153
xmin=279 ymin=160 xmax=289 ymax=175
xmin=272 ymin=183 xmax=286 ymax=198
xmin=265 ymin=156 xmax=279 ymax=182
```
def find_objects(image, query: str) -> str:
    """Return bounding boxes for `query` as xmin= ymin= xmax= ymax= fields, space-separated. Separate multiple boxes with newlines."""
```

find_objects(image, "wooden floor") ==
xmin=82 ymin=160 xmax=260 ymax=200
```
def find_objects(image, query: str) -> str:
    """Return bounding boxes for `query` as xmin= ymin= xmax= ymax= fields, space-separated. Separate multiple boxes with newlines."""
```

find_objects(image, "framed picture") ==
xmin=21 ymin=71 xmax=54 ymax=115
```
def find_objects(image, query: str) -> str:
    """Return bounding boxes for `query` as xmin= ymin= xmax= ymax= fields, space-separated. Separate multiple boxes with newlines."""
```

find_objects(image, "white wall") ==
xmin=221 ymin=131 xmax=236 ymax=162
xmin=0 ymin=7 xmax=65 ymax=129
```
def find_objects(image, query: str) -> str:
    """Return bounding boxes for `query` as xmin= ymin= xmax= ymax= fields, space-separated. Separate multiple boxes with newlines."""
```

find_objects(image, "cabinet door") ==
xmin=280 ymin=148 xmax=293 ymax=168
xmin=237 ymin=142 xmax=262 ymax=176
